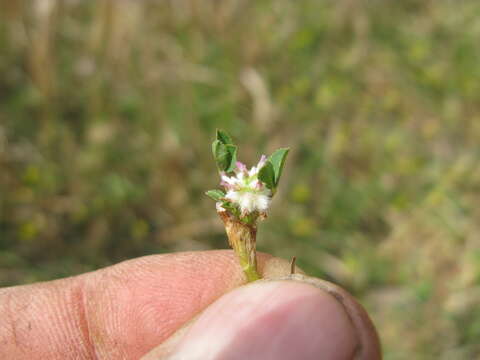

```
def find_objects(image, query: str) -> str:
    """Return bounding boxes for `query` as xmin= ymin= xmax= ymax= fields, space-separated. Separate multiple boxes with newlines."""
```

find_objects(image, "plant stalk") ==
xmin=218 ymin=210 xmax=260 ymax=282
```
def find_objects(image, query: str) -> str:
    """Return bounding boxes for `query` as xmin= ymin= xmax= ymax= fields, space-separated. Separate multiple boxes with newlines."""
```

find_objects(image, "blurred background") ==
xmin=1 ymin=0 xmax=480 ymax=358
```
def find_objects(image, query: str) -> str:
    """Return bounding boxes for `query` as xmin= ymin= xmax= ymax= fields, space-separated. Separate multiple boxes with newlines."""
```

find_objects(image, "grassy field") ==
xmin=2 ymin=1 xmax=480 ymax=358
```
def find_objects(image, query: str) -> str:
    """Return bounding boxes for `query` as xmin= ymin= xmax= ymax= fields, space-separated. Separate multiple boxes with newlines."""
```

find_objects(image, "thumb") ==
xmin=143 ymin=278 xmax=380 ymax=360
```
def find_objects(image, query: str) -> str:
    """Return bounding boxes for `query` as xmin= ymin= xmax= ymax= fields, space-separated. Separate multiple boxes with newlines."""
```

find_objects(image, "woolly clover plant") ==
xmin=206 ymin=130 xmax=289 ymax=282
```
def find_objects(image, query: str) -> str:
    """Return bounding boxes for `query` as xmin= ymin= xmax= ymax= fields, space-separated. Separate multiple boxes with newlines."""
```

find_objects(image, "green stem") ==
xmin=218 ymin=210 xmax=261 ymax=282
xmin=237 ymin=246 xmax=260 ymax=282
xmin=242 ymin=262 xmax=261 ymax=282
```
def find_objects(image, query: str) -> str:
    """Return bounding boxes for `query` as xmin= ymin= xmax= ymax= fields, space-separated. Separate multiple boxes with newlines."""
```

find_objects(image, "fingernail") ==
xmin=167 ymin=280 xmax=359 ymax=360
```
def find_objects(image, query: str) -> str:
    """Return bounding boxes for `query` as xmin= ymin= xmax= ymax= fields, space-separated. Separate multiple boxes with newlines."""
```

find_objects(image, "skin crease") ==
xmin=0 ymin=250 xmax=381 ymax=360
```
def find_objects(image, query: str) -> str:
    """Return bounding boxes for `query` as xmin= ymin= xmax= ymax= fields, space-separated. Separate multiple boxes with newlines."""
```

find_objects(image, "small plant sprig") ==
xmin=206 ymin=130 xmax=289 ymax=282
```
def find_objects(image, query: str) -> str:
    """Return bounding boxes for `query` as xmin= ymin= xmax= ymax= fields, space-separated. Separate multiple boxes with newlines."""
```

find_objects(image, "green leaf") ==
xmin=268 ymin=148 xmax=290 ymax=185
xmin=212 ymin=139 xmax=221 ymax=158
xmin=205 ymin=189 xmax=225 ymax=201
xmin=258 ymin=161 xmax=275 ymax=189
xmin=212 ymin=141 xmax=237 ymax=172
xmin=212 ymin=140 xmax=226 ymax=170
xmin=216 ymin=129 xmax=234 ymax=145
xmin=221 ymin=200 xmax=239 ymax=216
xmin=225 ymin=144 xmax=237 ymax=172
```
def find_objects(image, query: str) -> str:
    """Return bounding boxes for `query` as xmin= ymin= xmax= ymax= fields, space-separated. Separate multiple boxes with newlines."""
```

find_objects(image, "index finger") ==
xmin=0 ymin=250 xmax=273 ymax=359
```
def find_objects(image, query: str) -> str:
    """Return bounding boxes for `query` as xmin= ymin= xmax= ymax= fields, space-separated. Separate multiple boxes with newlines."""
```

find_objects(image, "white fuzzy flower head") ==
xmin=219 ymin=155 xmax=271 ymax=216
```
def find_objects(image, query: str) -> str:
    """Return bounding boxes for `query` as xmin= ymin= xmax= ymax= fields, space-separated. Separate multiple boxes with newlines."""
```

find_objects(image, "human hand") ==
xmin=0 ymin=251 xmax=381 ymax=359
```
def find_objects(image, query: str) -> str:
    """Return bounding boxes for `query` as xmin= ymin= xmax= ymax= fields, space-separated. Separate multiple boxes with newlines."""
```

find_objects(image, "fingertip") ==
xmin=148 ymin=280 xmax=360 ymax=360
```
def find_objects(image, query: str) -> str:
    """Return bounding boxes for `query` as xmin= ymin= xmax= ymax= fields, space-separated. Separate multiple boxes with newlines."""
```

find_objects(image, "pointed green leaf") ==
xmin=220 ymin=200 xmax=239 ymax=216
xmin=216 ymin=129 xmax=234 ymax=145
xmin=258 ymin=161 xmax=275 ymax=189
xmin=212 ymin=140 xmax=237 ymax=172
xmin=205 ymin=189 xmax=225 ymax=201
xmin=212 ymin=140 xmax=227 ymax=171
xmin=212 ymin=139 xmax=221 ymax=159
xmin=225 ymin=144 xmax=237 ymax=172
xmin=268 ymin=148 xmax=290 ymax=185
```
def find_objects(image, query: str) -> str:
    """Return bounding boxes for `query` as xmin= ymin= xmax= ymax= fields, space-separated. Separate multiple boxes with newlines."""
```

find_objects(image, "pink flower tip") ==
xmin=220 ymin=180 xmax=233 ymax=189
xmin=236 ymin=161 xmax=247 ymax=173
xmin=258 ymin=155 xmax=267 ymax=167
